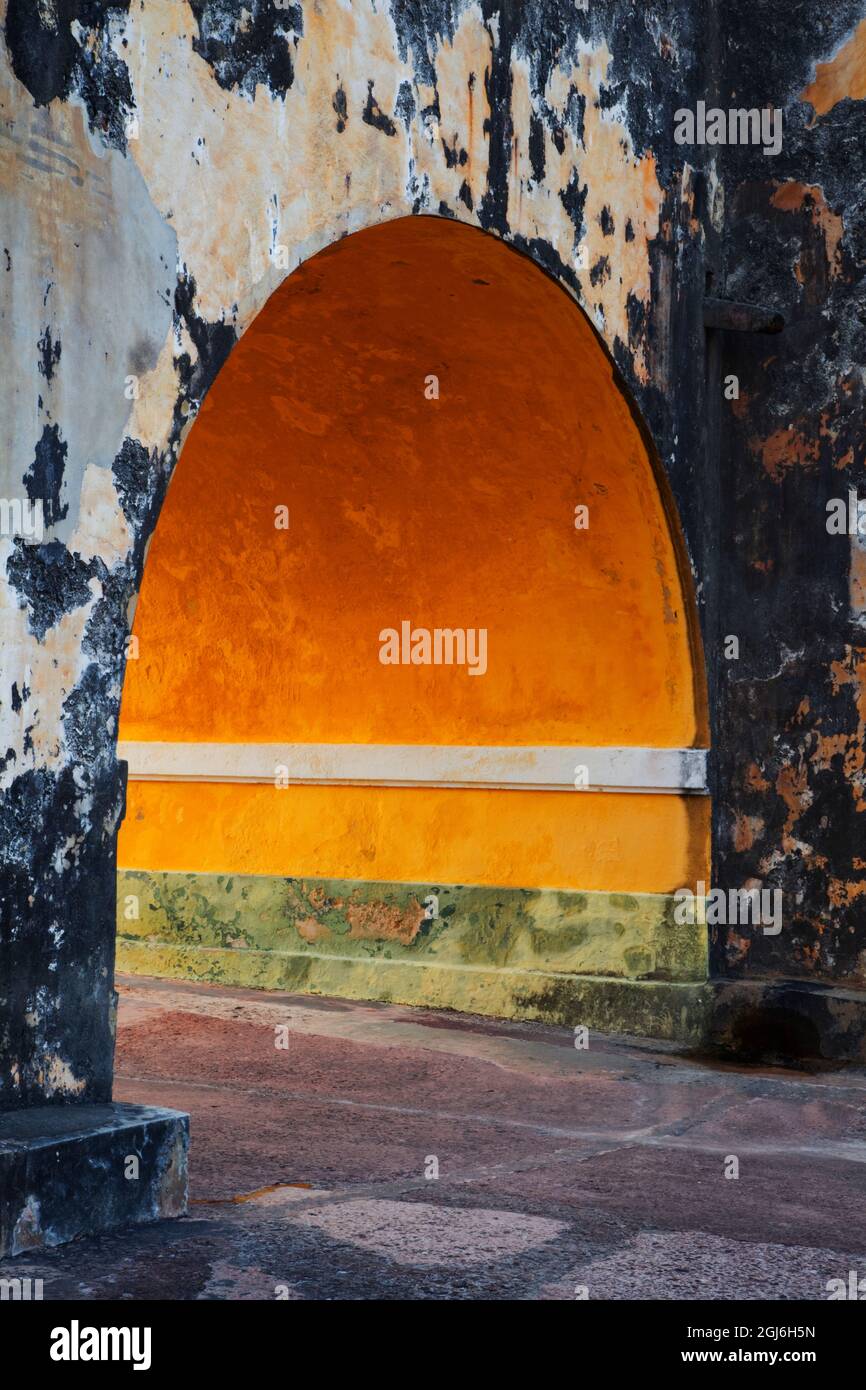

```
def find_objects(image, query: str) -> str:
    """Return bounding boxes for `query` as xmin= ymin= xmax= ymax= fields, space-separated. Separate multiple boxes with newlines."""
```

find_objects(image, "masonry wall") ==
xmin=3 ymin=0 xmax=866 ymax=1104
xmin=710 ymin=4 xmax=866 ymax=987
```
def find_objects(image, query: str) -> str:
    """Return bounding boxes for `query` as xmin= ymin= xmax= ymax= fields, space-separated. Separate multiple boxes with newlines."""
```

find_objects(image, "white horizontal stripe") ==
xmin=118 ymin=742 xmax=708 ymax=794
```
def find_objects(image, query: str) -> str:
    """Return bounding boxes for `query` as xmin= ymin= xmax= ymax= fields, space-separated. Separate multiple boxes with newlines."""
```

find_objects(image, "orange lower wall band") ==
xmin=119 ymin=780 xmax=711 ymax=895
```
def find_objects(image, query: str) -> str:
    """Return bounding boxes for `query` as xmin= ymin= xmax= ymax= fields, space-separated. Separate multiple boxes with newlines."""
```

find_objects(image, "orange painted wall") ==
xmin=121 ymin=217 xmax=703 ymax=749
xmin=123 ymin=781 xmax=709 ymax=896
xmin=118 ymin=216 xmax=709 ymax=892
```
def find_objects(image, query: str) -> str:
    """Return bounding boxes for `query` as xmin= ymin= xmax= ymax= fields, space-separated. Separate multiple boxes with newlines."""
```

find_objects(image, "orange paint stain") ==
xmin=771 ymin=181 xmax=844 ymax=279
xmin=801 ymin=18 xmax=866 ymax=117
xmin=752 ymin=426 xmax=821 ymax=482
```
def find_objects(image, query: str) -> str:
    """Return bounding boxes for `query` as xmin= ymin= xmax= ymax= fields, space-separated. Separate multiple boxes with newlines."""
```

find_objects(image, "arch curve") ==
xmin=117 ymin=214 xmax=711 ymax=1012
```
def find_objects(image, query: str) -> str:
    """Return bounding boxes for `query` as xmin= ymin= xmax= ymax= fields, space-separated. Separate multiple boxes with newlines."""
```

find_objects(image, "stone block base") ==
xmin=706 ymin=979 xmax=866 ymax=1066
xmin=0 ymin=1103 xmax=188 ymax=1258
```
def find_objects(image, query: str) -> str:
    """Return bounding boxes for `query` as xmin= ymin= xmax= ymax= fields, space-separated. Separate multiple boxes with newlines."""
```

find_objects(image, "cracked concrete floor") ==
xmin=7 ymin=974 xmax=866 ymax=1300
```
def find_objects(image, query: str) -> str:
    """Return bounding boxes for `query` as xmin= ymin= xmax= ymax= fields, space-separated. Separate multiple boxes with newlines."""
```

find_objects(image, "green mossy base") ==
xmin=117 ymin=869 xmax=708 ymax=1040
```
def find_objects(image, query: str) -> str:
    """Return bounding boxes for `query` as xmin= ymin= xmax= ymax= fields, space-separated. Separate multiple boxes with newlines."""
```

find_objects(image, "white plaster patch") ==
xmin=68 ymin=463 xmax=131 ymax=566
xmin=0 ymin=564 xmax=102 ymax=785
xmin=122 ymin=0 xmax=416 ymax=326
xmin=41 ymin=1054 xmax=87 ymax=1098
xmin=541 ymin=45 xmax=663 ymax=378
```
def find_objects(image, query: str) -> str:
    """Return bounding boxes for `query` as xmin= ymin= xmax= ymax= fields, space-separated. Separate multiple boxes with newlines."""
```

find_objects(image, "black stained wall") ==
xmin=711 ymin=0 xmax=866 ymax=984
xmin=3 ymin=1 xmax=866 ymax=1113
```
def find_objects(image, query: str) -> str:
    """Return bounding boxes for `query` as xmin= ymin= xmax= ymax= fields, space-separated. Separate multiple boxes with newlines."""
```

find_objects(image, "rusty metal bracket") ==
xmin=703 ymin=297 xmax=785 ymax=334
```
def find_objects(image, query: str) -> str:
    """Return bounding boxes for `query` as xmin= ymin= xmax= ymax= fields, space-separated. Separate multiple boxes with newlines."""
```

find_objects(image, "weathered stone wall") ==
xmin=711 ymin=3 xmax=866 ymax=987
xmin=2 ymin=0 xmax=865 ymax=1103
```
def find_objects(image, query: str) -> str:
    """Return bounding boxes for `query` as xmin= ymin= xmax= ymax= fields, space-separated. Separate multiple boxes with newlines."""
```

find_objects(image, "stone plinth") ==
xmin=0 ymin=1103 xmax=188 ymax=1259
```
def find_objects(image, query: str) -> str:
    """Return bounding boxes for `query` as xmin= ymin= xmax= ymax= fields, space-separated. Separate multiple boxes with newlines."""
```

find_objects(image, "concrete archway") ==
xmin=2 ymin=0 xmax=712 ymax=1120
xmin=116 ymin=214 xmax=710 ymax=1018
xmin=10 ymin=0 xmax=864 ymax=1266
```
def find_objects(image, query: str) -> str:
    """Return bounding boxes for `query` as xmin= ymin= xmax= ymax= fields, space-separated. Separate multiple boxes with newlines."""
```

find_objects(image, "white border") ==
xmin=118 ymin=742 xmax=708 ymax=795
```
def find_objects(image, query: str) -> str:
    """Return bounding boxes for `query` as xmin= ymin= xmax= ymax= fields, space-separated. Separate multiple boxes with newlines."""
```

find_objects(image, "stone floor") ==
xmin=5 ymin=973 xmax=866 ymax=1300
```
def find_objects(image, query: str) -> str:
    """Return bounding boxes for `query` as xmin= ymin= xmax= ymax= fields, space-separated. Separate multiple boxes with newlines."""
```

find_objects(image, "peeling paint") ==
xmin=801 ymin=16 xmax=866 ymax=117
xmin=3 ymin=0 xmax=866 ymax=1103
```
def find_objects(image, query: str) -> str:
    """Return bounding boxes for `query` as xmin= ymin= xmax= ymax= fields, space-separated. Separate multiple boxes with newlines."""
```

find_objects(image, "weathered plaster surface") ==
xmin=1 ymin=0 xmax=709 ymax=1105
xmin=115 ymin=870 xmax=710 ymax=1039
xmin=2 ymin=0 xmax=702 ymax=782
xmin=0 ymin=1100 xmax=188 ymax=1257
xmin=116 ymin=869 xmax=708 ymax=984
xmin=711 ymin=0 xmax=866 ymax=988
xmin=2 ymin=0 xmax=866 ymax=1101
